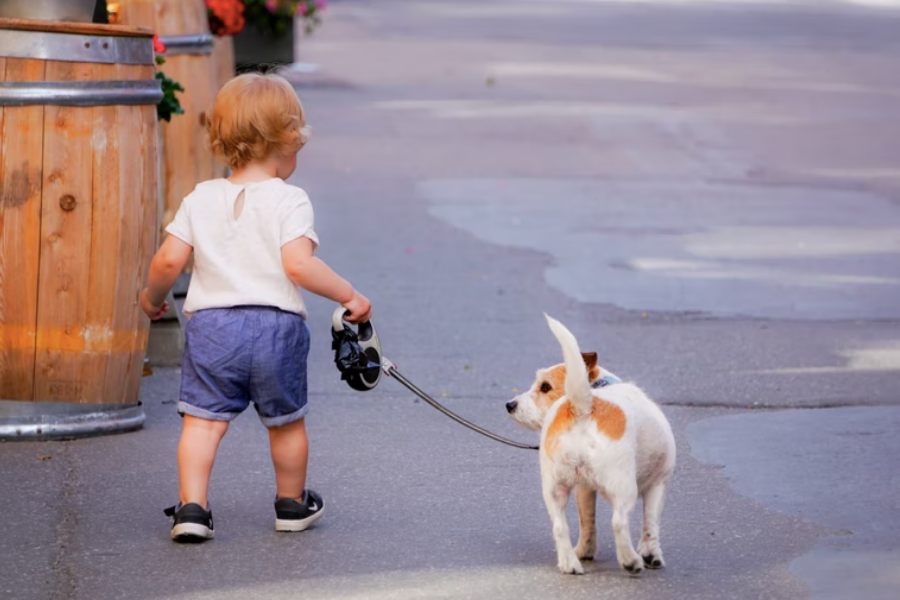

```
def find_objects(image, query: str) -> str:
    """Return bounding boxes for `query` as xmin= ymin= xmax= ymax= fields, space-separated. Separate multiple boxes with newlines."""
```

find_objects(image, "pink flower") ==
xmin=297 ymin=3 xmax=308 ymax=16
xmin=265 ymin=0 xmax=278 ymax=13
xmin=315 ymin=0 xmax=327 ymax=9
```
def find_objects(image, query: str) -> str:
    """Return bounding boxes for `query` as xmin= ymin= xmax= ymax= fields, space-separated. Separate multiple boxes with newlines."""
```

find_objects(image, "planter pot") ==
xmin=233 ymin=20 xmax=294 ymax=71
xmin=0 ymin=0 xmax=97 ymax=21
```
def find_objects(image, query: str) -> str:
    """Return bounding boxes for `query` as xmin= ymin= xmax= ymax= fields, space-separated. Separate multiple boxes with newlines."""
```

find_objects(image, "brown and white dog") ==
xmin=506 ymin=315 xmax=675 ymax=575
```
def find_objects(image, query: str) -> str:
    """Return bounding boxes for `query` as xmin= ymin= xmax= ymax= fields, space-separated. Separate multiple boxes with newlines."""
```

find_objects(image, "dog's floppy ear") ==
xmin=581 ymin=352 xmax=598 ymax=370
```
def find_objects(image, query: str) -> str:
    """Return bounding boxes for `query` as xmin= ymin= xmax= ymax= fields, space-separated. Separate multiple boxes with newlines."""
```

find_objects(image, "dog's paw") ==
xmin=558 ymin=553 xmax=584 ymax=575
xmin=622 ymin=558 xmax=644 ymax=576
xmin=642 ymin=552 xmax=665 ymax=569
xmin=574 ymin=540 xmax=596 ymax=561
xmin=620 ymin=548 xmax=644 ymax=576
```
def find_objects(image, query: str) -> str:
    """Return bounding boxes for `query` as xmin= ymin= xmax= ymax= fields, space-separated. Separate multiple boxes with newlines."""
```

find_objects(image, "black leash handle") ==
xmin=383 ymin=359 xmax=539 ymax=451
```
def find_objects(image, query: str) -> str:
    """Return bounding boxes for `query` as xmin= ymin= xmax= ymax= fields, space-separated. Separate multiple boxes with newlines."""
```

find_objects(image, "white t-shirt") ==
xmin=166 ymin=178 xmax=319 ymax=318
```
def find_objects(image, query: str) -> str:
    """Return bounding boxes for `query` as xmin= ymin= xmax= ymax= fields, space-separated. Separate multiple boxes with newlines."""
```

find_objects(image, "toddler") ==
xmin=141 ymin=73 xmax=370 ymax=542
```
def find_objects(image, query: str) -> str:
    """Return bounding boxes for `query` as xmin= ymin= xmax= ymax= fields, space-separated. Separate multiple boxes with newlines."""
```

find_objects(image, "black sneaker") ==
xmin=164 ymin=503 xmax=214 ymax=542
xmin=274 ymin=489 xmax=324 ymax=532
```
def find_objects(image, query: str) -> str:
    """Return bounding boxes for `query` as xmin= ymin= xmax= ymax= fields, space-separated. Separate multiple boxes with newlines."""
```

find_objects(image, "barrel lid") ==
xmin=0 ymin=17 xmax=153 ymax=38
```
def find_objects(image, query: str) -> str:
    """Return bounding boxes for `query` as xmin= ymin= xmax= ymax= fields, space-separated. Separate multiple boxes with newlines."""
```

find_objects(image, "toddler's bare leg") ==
xmin=178 ymin=415 xmax=229 ymax=507
xmin=268 ymin=418 xmax=309 ymax=499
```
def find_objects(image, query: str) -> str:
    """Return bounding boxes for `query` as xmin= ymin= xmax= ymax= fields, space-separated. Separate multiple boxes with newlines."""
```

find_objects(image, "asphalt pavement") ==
xmin=2 ymin=1 xmax=899 ymax=599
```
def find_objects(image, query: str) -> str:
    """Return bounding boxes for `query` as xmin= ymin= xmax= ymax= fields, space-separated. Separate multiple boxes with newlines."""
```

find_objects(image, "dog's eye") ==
xmin=540 ymin=382 xmax=552 ymax=394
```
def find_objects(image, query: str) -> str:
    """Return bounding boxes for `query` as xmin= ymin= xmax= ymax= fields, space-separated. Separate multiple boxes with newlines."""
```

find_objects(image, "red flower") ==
xmin=152 ymin=34 xmax=166 ymax=54
xmin=206 ymin=0 xmax=246 ymax=36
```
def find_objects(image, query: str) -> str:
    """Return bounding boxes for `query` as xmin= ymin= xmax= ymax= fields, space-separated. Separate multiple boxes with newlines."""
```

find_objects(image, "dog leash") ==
xmin=331 ymin=308 xmax=539 ymax=451
xmin=380 ymin=357 xmax=539 ymax=451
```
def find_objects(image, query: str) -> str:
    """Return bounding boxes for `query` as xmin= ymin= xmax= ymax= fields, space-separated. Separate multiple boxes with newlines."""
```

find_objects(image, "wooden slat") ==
xmin=116 ymin=0 xmax=159 ymax=31
xmin=212 ymin=35 xmax=234 ymax=93
xmin=81 ymin=61 xmax=122 ymax=403
xmin=0 ymin=56 xmax=4 ymax=227
xmin=156 ymin=0 xmax=208 ymax=36
xmin=123 ymin=88 xmax=159 ymax=403
xmin=109 ymin=66 xmax=144 ymax=404
xmin=33 ymin=60 xmax=95 ymax=403
xmin=135 ymin=95 xmax=160 ymax=395
xmin=0 ymin=17 xmax=153 ymax=37
xmin=0 ymin=57 xmax=46 ymax=401
xmin=109 ymin=101 xmax=141 ymax=403
xmin=117 ymin=0 xmax=211 ymax=36
xmin=0 ymin=56 xmax=6 ymax=397
xmin=180 ymin=0 xmax=207 ymax=35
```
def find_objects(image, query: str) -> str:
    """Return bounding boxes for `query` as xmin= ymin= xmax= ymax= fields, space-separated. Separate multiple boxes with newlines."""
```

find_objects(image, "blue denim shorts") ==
xmin=178 ymin=306 xmax=310 ymax=427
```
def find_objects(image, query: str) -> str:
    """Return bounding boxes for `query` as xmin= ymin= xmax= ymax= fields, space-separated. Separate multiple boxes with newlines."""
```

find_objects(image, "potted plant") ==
xmin=226 ymin=0 xmax=326 ymax=70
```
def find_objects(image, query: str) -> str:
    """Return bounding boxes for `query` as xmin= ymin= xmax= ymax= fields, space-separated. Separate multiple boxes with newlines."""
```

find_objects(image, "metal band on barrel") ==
xmin=0 ymin=80 xmax=163 ymax=106
xmin=0 ymin=401 xmax=145 ymax=441
xmin=0 ymin=29 xmax=154 ymax=64
xmin=158 ymin=33 xmax=214 ymax=56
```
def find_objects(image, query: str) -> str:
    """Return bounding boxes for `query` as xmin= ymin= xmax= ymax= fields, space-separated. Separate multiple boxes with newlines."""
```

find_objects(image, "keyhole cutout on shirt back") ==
xmin=233 ymin=189 xmax=245 ymax=220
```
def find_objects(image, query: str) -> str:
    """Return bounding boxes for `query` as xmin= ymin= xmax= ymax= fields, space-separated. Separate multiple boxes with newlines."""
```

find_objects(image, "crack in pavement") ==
xmin=50 ymin=442 xmax=79 ymax=600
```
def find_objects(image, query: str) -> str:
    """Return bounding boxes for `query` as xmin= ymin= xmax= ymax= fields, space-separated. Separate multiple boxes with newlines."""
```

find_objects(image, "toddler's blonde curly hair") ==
xmin=208 ymin=73 xmax=310 ymax=170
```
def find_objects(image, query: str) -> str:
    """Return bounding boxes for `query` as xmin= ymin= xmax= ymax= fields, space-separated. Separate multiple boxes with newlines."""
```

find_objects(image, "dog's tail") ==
xmin=544 ymin=313 xmax=592 ymax=418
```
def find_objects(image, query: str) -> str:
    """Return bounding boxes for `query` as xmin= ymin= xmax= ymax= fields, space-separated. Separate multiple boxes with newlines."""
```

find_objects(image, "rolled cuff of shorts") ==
xmin=178 ymin=401 xmax=240 ymax=422
xmin=258 ymin=404 xmax=309 ymax=428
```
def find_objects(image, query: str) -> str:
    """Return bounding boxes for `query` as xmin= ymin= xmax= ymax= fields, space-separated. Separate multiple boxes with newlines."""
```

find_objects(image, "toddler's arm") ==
xmin=140 ymin=235 xmax=193 ymax=320
xmin=281 ymin=237 xmax=371 ymax=323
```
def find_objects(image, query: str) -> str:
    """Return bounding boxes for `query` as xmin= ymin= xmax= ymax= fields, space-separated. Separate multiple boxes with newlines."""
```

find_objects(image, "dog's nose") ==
xmin=506 ymin=401 xmax=518 ymax=413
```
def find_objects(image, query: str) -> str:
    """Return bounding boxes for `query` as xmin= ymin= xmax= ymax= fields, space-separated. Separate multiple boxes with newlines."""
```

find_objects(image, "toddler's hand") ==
xmin=141 ymin=288 xmax=170 ymax=320
xmin=342 ymin=291 xmax=372 ymax=324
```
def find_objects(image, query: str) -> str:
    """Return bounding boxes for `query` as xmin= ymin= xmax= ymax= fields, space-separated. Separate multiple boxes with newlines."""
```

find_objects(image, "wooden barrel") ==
xmin=0 ymin=18 xmax=159 ymax=439
xmin=115 ymin=0 xmax=220 ymax=235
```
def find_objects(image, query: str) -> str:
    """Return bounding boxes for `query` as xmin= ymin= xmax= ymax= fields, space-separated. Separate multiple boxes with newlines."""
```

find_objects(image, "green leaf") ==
xmin=155 ymin=70 xmax=185 ymax=122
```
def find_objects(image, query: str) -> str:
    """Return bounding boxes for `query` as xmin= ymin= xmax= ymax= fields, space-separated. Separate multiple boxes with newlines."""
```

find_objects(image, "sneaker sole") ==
xmin=275 ymin=508 xmax=325 ymax=532
xmin=171 ymin=522 xmax=214 ymax=542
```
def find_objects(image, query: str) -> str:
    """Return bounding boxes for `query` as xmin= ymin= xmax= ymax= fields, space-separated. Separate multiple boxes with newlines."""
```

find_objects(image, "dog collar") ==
xmin=591 ymin=373 xmax=622 ymax=388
